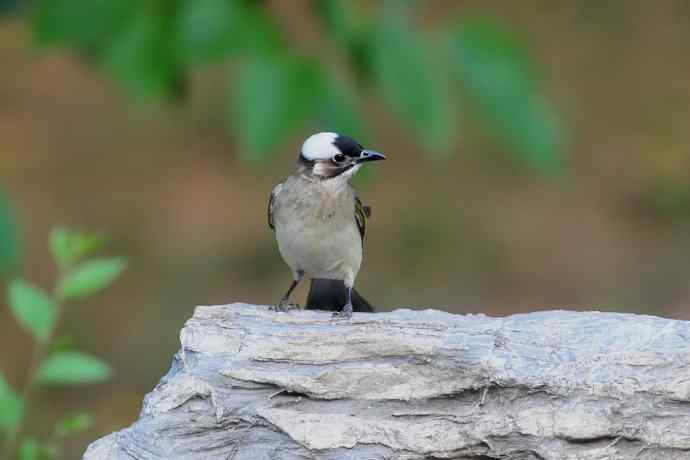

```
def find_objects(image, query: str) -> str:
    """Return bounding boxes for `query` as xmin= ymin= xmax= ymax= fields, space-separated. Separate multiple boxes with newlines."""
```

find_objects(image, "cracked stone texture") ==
xmin=83 ymin=303 xmax=690 ymax=459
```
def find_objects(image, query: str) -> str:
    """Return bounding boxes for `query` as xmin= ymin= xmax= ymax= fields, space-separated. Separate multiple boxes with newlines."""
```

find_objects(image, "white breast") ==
xmin=272 ymin=177 xmax=362 ymax=285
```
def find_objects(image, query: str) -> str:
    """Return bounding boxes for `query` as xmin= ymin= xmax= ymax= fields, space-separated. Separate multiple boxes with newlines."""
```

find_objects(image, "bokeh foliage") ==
xmin=1 ymin=229 xmax=125 ymax=460
xmin=28 ymin=0 xmax=564 ymax=171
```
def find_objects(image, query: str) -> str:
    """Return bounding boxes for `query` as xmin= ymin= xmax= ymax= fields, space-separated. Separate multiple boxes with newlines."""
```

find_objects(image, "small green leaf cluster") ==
xmin=1 ymin=228 xmax=125 ymax=460
xmin=28 ymin=0 xmax=564 ymax=173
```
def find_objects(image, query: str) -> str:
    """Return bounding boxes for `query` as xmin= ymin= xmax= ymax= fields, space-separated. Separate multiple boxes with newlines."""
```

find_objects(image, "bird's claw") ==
xmin=332 ymin=303 xmax=354 ymax=319
xmin=270 ymin=300 xmax=299 ymax=313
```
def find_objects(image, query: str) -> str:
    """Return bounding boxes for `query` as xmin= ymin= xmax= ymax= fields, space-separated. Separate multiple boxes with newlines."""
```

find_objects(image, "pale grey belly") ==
xmin=275 ymin=218 xmax=362 ymax=282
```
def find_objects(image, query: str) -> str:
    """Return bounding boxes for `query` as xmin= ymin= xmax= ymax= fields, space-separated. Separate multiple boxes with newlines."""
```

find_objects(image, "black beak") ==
xmin=357 ymin=149 xmax=386 ymax=163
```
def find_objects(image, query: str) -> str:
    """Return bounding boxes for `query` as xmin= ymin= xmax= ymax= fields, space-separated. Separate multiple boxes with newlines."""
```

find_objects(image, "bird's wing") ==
xmin=354 ymin=195 xmax=371 ymax=243
xmin=268 ymin=182 xmax=284 ymax=231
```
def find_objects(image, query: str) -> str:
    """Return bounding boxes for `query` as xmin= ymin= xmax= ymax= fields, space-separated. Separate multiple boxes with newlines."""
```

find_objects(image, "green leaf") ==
xmin=449 ymin=19 xmax=564 ymax=173
xmin=0 ymin=0 xmax=22 ymax=16
xmin=32 ymin=0 xmax=135 ymax=53
xmin=37 ymin=352 xmax=111 ymax=385
xmin=55 ymin=412 xmax=94 ymax=437
xmin=0 ymin=191 xmax=21 ymax=277
xmin=51 ymin=335 xmax=78 ymax=355
xmin=57 ymin=257 xmax=126 ymax=300
xmin=49 ymin=228 xmax=70 ymax=269
xmin=372 ymin=2 xmax=454 ymax=153
xmin=232 ymin=55 xmax=326 ymax=159
xmin=315 ymin=0 xmax=360 ymax=43
xmin=8 ymin=279 xmax=57 ymax=344
xmin=50 ymin=228 xmax=105 ymax=270
xmin=230 ymin=4 xmax=285 ymax=58
xmin=314 ymin=0 xmax=373 ymax=79
xmin=103 ymin=10 xmax=184 ymax=100
xmin=174 ymin=0 xmax=246 ymax=65
xmin=18 ymin=438 xmax=41 ymax=460
xmin=0 ymin=371 xmax=24 ymax=434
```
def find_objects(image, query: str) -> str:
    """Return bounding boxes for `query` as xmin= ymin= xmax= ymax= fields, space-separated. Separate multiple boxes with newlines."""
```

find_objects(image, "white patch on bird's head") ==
xmin=301 ymin=132 xmax=340 ymax=161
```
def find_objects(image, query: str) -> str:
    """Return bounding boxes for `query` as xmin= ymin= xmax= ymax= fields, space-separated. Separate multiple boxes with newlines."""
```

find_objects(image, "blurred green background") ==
xmin=2 ymin=0 xmax=690 ymax=457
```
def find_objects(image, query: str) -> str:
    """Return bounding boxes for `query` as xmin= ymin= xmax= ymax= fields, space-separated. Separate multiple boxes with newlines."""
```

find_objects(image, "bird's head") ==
xmin=299 ymin=132 xmax=385 ymax=180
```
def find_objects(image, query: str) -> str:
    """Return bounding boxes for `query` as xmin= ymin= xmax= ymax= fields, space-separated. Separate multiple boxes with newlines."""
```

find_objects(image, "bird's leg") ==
xmin=332 ymin=285 xmax=354 ymax=319
xmin=271 ymin=280 xmax=299 ymax=312
xmin=271 ymin=272 xmax=302 ymax=312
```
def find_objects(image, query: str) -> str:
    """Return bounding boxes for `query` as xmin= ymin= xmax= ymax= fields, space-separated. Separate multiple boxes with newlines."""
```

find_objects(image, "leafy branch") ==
xmin=0 ymin=229 xmax=125 ymax=460
xmin=27 ymin=0 xmax=565 ymax=173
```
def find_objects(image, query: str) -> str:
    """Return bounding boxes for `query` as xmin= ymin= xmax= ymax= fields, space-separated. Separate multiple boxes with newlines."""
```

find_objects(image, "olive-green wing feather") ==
xmin=355 ymin=196 xmax=371 ymax=244
xmin=268 ymin=182 xmax=283 ymax=231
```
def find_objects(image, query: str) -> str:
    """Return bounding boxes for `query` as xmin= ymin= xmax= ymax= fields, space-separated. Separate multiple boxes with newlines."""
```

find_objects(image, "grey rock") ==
xmin=83 ymin=304 xmax=690 ymax=459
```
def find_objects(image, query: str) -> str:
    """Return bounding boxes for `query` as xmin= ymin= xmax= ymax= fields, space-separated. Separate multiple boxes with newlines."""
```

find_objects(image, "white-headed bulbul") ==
xmin=268 ymin=132 xmax=385 ymax=318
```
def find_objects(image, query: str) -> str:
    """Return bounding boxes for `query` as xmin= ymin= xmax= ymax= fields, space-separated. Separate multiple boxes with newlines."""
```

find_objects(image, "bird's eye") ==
xmin=333 ymin=153 xmax=346 ymax=163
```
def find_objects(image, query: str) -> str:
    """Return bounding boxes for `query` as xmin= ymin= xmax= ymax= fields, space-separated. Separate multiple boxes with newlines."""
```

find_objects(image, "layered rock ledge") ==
xmin=84 ymin=303 xmax=690 ymax=459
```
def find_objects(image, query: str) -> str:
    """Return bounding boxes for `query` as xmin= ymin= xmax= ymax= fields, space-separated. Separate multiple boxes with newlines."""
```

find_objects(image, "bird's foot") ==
xmin=332 ymin=303 xmax=353 ymax=319
xmin=270 ymin=299 xmax=299 ymax=312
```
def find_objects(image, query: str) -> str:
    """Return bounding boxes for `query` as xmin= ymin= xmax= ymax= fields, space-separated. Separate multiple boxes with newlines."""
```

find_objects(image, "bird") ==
xmin=267 ymin=132 xmax=386 ymax=318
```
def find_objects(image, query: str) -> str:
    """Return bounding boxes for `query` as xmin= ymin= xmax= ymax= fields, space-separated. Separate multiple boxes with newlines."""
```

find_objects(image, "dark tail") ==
xmin=306 ymin=279 xmax=374 ymax=313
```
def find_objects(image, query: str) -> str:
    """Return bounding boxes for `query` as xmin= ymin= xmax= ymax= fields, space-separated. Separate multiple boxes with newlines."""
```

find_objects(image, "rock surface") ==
xmin=84 ymin=303 xmax=690 ymax=459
